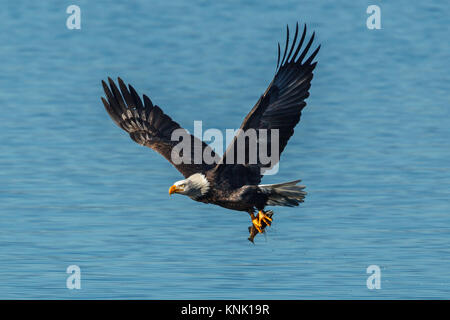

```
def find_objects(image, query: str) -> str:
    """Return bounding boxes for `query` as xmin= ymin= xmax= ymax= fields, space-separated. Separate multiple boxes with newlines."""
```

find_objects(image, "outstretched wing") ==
xmin=214 ymin=23 xmax=320 ymax=187
xmin=101 ymin=77 xmax=218 ymax=178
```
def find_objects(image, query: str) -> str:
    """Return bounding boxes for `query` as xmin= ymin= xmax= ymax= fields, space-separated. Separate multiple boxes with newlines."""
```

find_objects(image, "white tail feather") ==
xmin=259 ymin=179 xmax=306 ymax=207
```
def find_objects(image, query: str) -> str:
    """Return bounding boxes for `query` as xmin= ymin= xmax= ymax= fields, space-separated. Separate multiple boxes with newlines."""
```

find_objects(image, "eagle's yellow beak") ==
xmin=169 ymin=185 xmax=181 ymax=195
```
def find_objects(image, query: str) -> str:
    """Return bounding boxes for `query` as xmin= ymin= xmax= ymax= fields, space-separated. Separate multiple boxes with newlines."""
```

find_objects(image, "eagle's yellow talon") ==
xmin=251 ymin=213 xmax=263 ymax=233
xmin=258 ymin=210 xmax=272 ymax=226
xmin=250 ymin=211 xmax=273 ymax=234
xmin=252 ymin=219 xmax=263 ymax=233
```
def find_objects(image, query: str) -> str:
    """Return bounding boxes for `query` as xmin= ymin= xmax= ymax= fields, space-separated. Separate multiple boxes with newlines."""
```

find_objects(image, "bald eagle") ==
xmin=101 ymin=23 xmax=320 ymax=242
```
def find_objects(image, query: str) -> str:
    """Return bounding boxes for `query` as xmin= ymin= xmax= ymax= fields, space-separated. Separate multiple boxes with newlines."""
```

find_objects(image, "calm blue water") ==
xmin=1 ymin=1 xmax=449 ymax=299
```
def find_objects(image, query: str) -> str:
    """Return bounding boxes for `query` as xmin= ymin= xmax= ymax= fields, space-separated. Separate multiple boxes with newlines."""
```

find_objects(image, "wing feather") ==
xmin=214 ymin=24 xmax=320 ymax=187
xmin=102 ymin=78 xmax=218 ymax=178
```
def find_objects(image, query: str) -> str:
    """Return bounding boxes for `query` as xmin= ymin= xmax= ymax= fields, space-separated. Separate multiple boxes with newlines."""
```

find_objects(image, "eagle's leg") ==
xmin=248 ymin=210 xmax=274 ymax=242
xmin=258 ymin=210 xmax=272 ymax=227
xmin=250 ymin=212 xmax=263 ymax=233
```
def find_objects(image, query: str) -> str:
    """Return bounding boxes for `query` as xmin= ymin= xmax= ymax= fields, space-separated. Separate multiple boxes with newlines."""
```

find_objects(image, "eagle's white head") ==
xmin=169 ymin=173 xmax=210 ymax=199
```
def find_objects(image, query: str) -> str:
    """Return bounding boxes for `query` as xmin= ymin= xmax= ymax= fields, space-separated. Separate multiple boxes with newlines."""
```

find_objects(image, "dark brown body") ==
xmin=196 ymin=179 xmax=269 ymax=213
